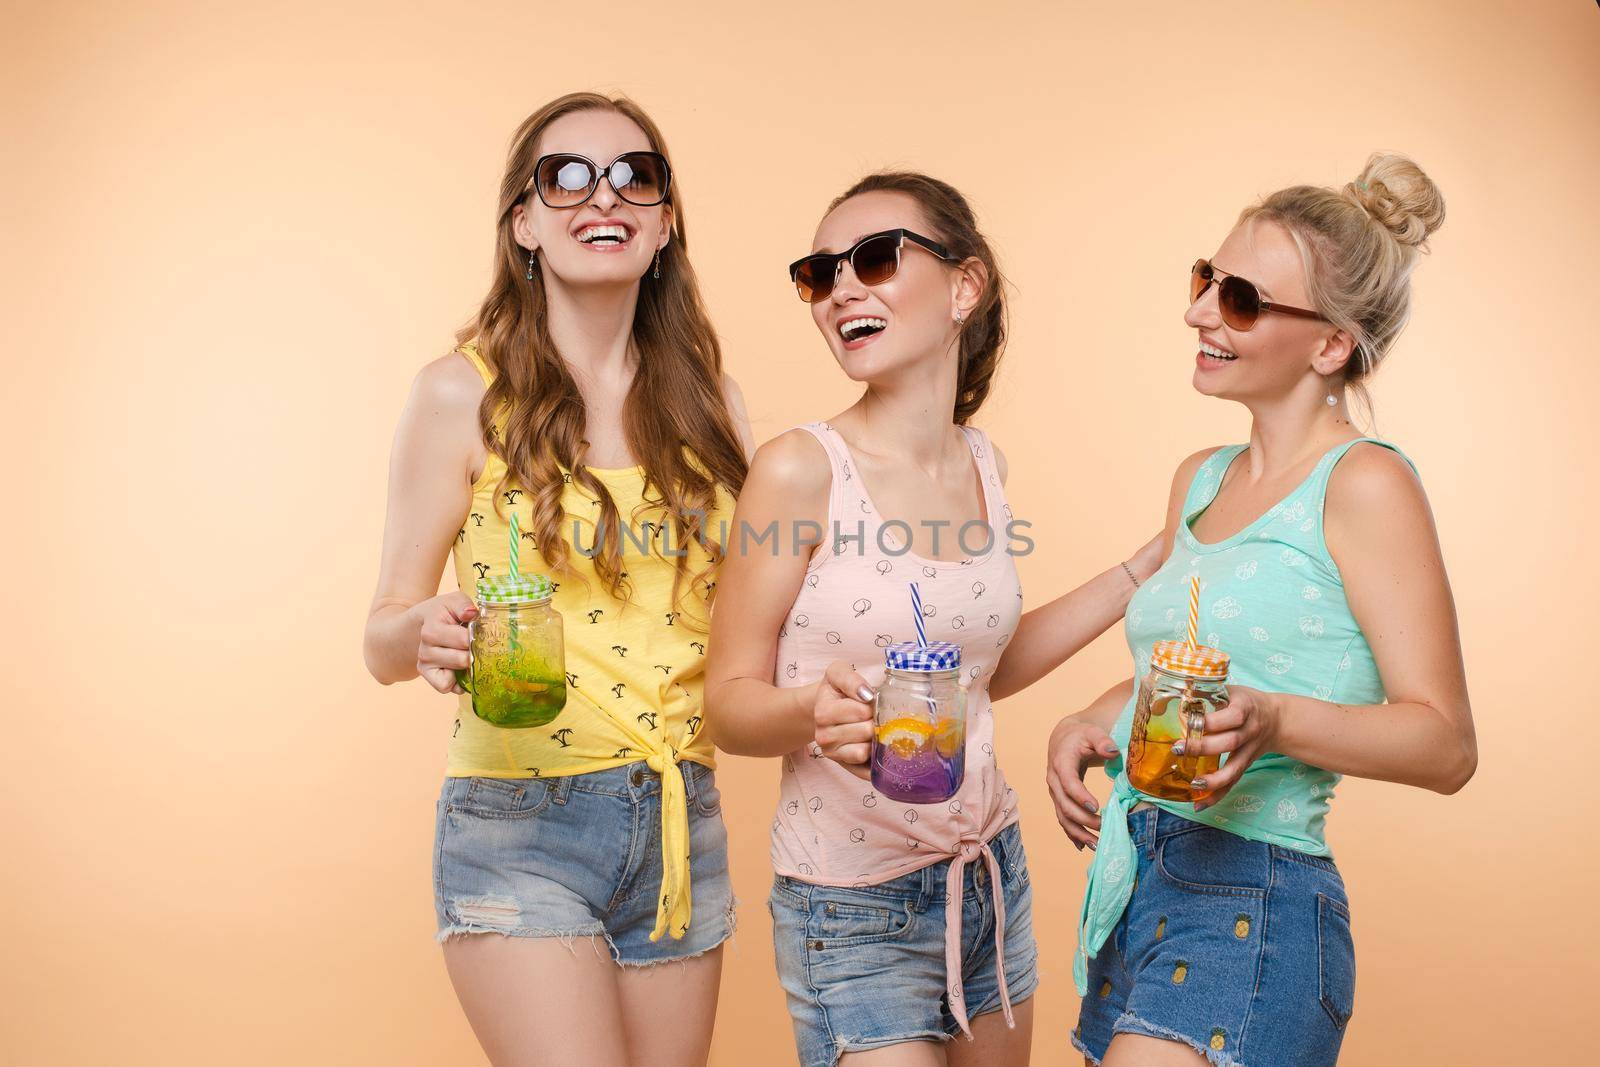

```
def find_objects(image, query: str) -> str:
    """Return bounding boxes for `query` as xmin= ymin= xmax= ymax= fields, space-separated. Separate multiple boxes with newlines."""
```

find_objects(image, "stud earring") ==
xmin=526 ymin=250 xmax=536 ymax=281
xmin=653 ymin=249 xmax=661 ymax=280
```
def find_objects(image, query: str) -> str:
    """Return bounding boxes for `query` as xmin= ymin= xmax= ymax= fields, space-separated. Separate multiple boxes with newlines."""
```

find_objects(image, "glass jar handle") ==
xmin=453 ymin=616 xmax=476 ymax=695
xmin=1180 ymin=694 xmax=1206 ymax=755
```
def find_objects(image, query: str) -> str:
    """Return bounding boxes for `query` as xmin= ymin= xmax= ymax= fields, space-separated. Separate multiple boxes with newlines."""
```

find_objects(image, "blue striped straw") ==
xmin=905 ymin=585 xmax=942 ymax=724
xmin=909 ymin=582 xmax=928 ymax=646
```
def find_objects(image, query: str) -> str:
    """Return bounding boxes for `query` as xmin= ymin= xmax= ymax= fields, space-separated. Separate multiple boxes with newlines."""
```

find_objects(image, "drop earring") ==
xmin=1326 ymin=392 xmax=1338 ymax=407
xmin=526 ymin=250 xmax=536 ymax=281
xmin=954 ymin=310 xmax=966 ymax=326
xmin=653 ymin=249 xmax=661 ymax=280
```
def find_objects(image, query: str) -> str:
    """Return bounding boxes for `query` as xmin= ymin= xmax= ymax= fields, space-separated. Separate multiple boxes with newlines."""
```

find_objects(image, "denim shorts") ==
xmin=768 ymin=822 xmax=1039 ymax=1067
xmin=1073 ymin=806 xmax=1355 ymax=1067
xmin=433 ymin=761 xmax=735 ymax=965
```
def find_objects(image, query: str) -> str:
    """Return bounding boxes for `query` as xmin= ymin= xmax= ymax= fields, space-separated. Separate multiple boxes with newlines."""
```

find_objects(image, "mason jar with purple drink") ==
xmin=870 ymin=640 xmax=967 ymax=804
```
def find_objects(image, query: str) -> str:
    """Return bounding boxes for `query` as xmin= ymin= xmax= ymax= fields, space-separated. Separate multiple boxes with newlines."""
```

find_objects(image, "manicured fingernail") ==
xmin=856 ymin=685 xmax=874 ymax=702
xmin=1086 ymin=799 xmax=1099 ymax=814
xmin=1171 ymin=741 xmax=1186 ymax=756
xmin=1191 ymin=779 xmax=1207 ymax=791
xmin=1087 ymin=842 xmax=1096 ymax=851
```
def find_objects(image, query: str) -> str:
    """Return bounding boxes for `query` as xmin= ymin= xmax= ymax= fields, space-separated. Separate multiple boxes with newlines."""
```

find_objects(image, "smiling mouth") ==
xmin=575 ymin=224 xmax=632 ymax=247
xmin=839 ymin=316 xmax=887 ymax=342
xmin=1199 ymin=341 xmax=1238 ymax=362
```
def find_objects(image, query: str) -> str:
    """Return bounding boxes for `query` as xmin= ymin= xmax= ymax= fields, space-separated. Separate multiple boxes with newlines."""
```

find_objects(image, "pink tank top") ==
xmin=769 ymin=421 xmax=1024 ymax=1034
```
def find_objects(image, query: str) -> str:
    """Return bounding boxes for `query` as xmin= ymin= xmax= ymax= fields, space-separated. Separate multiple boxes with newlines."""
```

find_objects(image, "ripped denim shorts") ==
xmin=1073 ymin=806 xmax=1354 ymax=1067
xmin=432 ymin=762 xmax=735 ymax=965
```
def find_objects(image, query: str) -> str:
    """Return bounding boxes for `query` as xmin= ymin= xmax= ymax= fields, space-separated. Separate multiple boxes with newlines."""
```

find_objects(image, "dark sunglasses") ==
xmin=527 ymin=151 xmax=672 ymax=209
xmin=1190 ymin=259 xmax=1324 ymax=331
xmin=788 ymin=228 xmax=961 ymax=304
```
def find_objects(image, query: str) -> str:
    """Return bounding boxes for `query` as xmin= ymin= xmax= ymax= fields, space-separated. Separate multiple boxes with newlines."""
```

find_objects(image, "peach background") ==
xmin=5 ymin=0 xmax=1596 ymax=1062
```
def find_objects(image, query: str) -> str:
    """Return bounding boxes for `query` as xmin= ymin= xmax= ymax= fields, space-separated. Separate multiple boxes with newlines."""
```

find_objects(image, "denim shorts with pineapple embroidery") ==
xmin=1073 ymin=806 xmax=1354 ymax=1067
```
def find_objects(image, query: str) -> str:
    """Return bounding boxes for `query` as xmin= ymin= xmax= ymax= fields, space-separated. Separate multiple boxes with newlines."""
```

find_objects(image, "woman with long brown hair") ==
xmin=363 ymin=92 xmax=751 ymax=1065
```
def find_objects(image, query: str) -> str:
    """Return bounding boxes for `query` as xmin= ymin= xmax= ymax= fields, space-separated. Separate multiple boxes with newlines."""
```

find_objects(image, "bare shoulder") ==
xmin=389 ymin=352 xmax=485 ymax=484
xmin=1326 ymin=441 xmax=1428 ymax=519
xmin=410 ymin=349 xmax=488 ymax=417
xmin=747 ymin=427 xmax=832 ymax=496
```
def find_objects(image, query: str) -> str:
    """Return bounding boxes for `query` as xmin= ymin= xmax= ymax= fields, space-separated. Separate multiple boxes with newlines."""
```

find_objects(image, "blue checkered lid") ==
xmin=475 ymin=572 xmax=554 ymax=605
xmin=884 ymin=640 xmax=961 ymax=671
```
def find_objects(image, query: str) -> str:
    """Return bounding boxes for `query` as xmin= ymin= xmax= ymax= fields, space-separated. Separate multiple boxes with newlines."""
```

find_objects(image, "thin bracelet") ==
xmin=1120 ymin=561 xmax=1140 ymax=588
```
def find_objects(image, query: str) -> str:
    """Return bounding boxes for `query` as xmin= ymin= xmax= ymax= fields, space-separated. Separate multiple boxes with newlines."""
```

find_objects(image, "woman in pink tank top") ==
xmin=706 ymin=172 xmax=1161 ymax=1067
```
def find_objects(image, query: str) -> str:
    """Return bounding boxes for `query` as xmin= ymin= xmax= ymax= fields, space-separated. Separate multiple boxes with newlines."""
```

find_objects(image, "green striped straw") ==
xmin=508 ymin=512 xmax=522 ymax=651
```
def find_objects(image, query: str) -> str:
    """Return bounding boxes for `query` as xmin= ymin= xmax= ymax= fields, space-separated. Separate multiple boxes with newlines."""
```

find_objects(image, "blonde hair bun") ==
xmin=1240 ymin=151 xmax=1447 ymax=393
xmin=1346 ymin=152 xmax=1446 ymax=249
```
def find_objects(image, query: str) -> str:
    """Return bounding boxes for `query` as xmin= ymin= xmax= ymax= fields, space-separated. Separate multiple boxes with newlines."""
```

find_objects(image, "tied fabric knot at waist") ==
xmin=944 ymin=836 xmax=1014 ymax=1037
xmin=644 ymin=742 xmax=709 ymax=942
xmin=1073 ymin=772 xmax=1141 ymax=996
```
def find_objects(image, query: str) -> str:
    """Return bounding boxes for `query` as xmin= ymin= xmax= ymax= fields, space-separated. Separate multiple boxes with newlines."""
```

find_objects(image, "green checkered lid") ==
xmin=475 ymin=572 xmax=554 ymax=605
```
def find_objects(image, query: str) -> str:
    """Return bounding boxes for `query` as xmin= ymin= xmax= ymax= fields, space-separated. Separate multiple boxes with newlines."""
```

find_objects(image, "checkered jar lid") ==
xmin=884 ymin=640 xmax=962 ymax=671
xmin=475 ymin=573 xmax=554 ymax=605
xmin=1150 ymin=639 xmax=1230 ymax=680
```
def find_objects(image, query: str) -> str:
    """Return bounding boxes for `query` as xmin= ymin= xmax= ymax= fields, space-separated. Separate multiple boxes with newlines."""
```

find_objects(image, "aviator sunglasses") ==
xmin=527 ymin=151 xmax=672 ymax=209
xmin=788 ymin=229 xmax=962 ymax=303
xmin=1190 ymin=258 xmax=1325 ymax=331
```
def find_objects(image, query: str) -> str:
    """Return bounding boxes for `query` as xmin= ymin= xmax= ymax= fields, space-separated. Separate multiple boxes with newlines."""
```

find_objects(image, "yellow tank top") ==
xmin=448 ymin=343 xmax=734 ymax=941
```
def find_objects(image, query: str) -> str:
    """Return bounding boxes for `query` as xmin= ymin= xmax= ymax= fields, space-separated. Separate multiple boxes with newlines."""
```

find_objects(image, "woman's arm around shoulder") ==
xmin=984 ymin=445 xmax=1219 ymax=702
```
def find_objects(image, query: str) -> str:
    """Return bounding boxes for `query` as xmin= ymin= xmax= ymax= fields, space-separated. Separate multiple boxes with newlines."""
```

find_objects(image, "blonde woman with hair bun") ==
xmin=1245 ymin=152 xmax=1449 ymax=424
xmin=1049 ymin=153 xmax=1476 ymax=1067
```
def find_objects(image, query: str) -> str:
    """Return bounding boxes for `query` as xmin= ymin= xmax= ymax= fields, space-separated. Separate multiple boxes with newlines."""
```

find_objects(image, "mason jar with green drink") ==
xmin=456 ymin=572 xmax=567 ymax=728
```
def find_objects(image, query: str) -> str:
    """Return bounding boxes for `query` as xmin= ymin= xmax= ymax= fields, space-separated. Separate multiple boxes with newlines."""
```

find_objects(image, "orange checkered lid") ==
xmin=1150 ymin=640 xmax=1230 ymax=680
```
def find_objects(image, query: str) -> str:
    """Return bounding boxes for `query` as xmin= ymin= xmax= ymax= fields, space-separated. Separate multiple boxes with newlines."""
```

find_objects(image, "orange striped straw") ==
xmin=1186 ymin=575 xmax=1200 ymax=648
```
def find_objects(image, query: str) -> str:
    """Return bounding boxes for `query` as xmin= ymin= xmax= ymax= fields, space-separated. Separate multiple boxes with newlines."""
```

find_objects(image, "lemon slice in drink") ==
xmin=877 ymin=718 xmax=933 ymax=758
xmin=932 ymin=718 xmax=963 ymax=759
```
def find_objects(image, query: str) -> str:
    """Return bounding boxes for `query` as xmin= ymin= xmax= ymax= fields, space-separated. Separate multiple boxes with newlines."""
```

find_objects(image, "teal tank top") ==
xmin=1073 ymin=437 xmax=1417 ymax=995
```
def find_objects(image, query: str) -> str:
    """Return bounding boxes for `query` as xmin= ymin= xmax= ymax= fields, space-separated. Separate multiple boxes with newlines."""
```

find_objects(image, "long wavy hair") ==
xmin=456 ymin=93 xmax=746 ymax=621
xmin=827 ymin=172 xmax=1008 ymax=425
